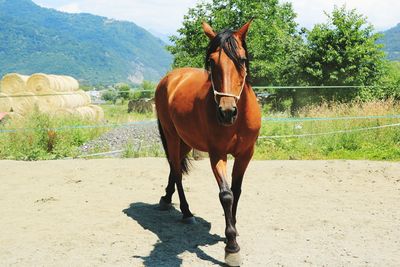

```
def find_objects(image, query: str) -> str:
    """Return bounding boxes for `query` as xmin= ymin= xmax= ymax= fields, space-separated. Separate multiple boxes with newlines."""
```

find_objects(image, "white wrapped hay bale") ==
xmin=0 ymin=73 xmax=29 ymax=95
xmin=0 ymin=93 xmax=12 ymax=112
xmin=27 ymin=73 xmax=79 ymax=94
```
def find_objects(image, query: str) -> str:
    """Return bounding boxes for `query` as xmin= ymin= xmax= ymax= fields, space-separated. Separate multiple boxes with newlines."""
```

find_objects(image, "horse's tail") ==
xmin=157 ymin=119 xmax=191 ymax=175
xmin=157 ymin=118 xmax=169 ymax=160
xmin=181 ymin=153 xmax=191 ymax=175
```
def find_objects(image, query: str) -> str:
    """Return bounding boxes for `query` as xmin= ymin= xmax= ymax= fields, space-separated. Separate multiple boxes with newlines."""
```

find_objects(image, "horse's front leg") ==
xmin=209 ymin=154 xmax=241 ymax=266
xmin=231 ymin=147 xmax=254 ymax=230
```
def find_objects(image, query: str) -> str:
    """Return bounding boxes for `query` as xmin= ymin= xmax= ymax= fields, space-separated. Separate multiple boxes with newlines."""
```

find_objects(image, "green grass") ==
xmin=254 ymin=100 xmax=400 ymax=160
xmin=0 ymin=111 xmax=104 ymax=160
xmin=0 ymin=104 xmax=156 ymax=160
xmin=1 ymin=100 xmax=399 ymax=161
xmin=101 ymin=104 xmax=155 ymax=124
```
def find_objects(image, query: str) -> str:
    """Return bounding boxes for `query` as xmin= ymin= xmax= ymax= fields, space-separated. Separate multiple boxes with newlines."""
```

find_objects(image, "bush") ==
xmin=101 ymin=90 xmax=118 ymax=103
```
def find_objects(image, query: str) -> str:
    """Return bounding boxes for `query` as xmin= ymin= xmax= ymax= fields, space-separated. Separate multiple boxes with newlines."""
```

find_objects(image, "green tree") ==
xmin=131 ymin=80 xmax=157 ymax=100
xmin=168 ymin=0 xmax=304 ymax=85
xmin=298 ymin=6 xmax=386 ymax=103
xmin=361 ymin=61 xmax=400 ymax=100
xmin=101 ymin=89 xmax=118 ymax=104
xmin=115 ymin=83 xmax=131 ymax=101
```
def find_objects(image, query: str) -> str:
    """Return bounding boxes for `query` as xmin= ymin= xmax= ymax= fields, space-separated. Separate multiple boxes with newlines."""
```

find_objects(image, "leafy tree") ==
xmin=101 ymin=90 xmax=118 ymax=103
xmin=168 ymin=0 xmax=304 ymax=85
xmin=115 ymin=83 xmax=131 ymax=101
xmin=297 ymin=6 xmax=386 ymax=104
xmin=131 ymin=80 xmax=157 ymax=100
xmin=361 ymin=61 xmax=400 ymax=100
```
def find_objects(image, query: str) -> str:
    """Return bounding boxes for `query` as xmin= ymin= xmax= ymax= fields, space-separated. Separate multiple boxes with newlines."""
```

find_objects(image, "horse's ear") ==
xmin=202 ymin=22 xmax=216 ymax=40
xmin=235 ymin=19 xmax=254 ymax=40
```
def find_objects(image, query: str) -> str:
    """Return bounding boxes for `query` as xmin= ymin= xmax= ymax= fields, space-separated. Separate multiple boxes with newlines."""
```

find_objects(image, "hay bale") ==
xmin=128 ymin=98 xmax=154 ymax=113
xmin=0 ymin=93 xmax=12 ymax=112
xmin=7 ymin=112 xmax=24 ymax=120
xmin=36 ymin=95 xmax=65 ymax=114
xmin=61 ymin=75 xmax=80 ymax=91
xmin=61 ymin=90 xmax=91 ymax=109
xmin=77 ymin=90 xmax=91 ymax=103
xmin=74 ymin=106 xmax=97 ymax=120
xmin=54 ymin=108 xmax=75 ymax=117
xmin=9 ymin=92 xmax=38 ymax=115
xmin=27 ymin=73 xmax=79 ymax=94
xmin=88 ymin=105 xmax=104 ymax=121
xmin=0 ymin=73 xmax=29 ymax=95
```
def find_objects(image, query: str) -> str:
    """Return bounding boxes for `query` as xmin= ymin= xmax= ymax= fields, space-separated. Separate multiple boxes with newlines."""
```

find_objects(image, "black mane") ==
xmin=205 ymin=29 xmax=250 ymax=75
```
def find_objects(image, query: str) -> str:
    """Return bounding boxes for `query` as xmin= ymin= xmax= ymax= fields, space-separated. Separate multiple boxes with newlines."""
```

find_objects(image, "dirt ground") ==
xmin=1 ymin=158 xmax=399 ymax=266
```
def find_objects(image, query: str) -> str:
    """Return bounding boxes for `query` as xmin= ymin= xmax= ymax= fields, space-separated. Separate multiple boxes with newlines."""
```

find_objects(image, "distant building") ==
xmin=87 ymin=91 xmax=105 ymax=104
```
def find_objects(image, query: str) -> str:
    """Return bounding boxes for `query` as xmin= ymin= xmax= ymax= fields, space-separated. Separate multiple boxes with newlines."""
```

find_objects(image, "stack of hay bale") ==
xmin=0 ymin=73 xmax=104 ymax=121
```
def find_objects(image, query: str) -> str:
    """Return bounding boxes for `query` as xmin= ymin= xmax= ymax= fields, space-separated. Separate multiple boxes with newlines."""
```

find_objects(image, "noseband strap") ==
xmin=210 ymin=67 xmax=247 ymax=104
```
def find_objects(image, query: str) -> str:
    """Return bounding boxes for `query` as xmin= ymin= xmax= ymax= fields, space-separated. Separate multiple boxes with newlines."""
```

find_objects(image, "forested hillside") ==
xmin=0 ymin=0 xmax=172 ymax=85
xmin=380 ymin=23 xmax=400 ymax=61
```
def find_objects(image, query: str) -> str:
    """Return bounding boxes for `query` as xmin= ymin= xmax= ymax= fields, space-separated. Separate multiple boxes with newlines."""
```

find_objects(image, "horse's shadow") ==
xmin=123 ymin=202 xmax=225 ymax=267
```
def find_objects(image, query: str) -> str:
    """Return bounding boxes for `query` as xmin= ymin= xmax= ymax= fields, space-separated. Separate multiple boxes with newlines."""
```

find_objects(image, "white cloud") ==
xmin=286 ymin=0 xmax=400 ymax=31
xmin=34 ymin=0 xmax=201 ymax=34
xmin=58 ymin=3 xmax=81 ymax=13
xmin=33 ymin=0 xmax=400 ymax=34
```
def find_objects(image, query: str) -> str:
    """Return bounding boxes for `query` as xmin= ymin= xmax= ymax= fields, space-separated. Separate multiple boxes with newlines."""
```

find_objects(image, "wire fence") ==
xmin=2 ymin=114 xmax=400 ymax=134
xmin=0 ymin=85 xmax=380 ymax=99
xmin=1 ymin=86 xmax=400 ymax=158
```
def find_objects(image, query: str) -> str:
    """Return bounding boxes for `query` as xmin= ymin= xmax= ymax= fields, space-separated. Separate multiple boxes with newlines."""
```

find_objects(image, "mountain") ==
xmin=380 ymin=23 xmax=400 ymax=61
xmin=0 ymin=0 xmax=172 ymax=85
xmin=148 ymin=29 xmax=173 ymax=45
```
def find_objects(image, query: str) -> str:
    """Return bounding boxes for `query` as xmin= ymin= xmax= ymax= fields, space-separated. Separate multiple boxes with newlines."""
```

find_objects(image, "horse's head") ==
xmin=203 ymin=20 xmax=252 ymax=126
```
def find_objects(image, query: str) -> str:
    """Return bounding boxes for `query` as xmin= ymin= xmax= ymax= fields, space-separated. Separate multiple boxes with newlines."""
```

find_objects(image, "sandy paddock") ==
xmin=1 ymin=159 xmax=399 ymax=266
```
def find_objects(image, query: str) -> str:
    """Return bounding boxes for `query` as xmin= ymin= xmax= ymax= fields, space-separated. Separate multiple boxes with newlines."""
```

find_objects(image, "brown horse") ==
xmin=155 ymin=20 xmax=261 ymax=266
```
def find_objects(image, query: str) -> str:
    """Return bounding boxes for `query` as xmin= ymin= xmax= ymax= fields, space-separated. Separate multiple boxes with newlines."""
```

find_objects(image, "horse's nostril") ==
xmin=232 ymin=107 xmax=238 ymax=117
xmin=218 ymin=106 xmax=225 ymax=118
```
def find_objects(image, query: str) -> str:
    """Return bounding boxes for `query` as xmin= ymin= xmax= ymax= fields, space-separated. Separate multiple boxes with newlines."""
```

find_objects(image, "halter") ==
xmin=209 ymin=65 xmax=247 ymax=104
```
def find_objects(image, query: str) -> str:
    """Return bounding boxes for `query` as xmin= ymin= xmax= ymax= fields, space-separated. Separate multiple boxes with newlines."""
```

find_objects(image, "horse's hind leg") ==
xmin=159 ymin=171 xmax=175 ymax=210
xmin=159 ymin=141 xmax=191 ymax=212
xmin=160 ymin=130 xmax=195 ymax=222
xmin=176 ymin=141 xmax=195 ymax=223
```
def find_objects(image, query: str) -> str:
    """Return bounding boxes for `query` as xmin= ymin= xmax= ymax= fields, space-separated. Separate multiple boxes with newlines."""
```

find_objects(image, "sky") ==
xmin=33 ymin=0 xmax=400 ymax=34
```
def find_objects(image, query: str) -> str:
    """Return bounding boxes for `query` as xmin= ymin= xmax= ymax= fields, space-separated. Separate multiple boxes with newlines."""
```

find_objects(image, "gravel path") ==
xmin=80 ymin=121 xmax=162 ymax=155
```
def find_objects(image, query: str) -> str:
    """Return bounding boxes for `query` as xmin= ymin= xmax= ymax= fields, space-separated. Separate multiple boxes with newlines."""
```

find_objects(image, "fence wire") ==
xmin=1 ymin=86 xmax=399 ymax=158
xmin=2 ymin=114 xmax=400 ymax=134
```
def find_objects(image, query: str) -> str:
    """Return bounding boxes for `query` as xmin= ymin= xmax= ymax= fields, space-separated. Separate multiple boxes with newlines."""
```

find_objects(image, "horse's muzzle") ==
xmin=217 ymin=105 xmax=238 ymax=126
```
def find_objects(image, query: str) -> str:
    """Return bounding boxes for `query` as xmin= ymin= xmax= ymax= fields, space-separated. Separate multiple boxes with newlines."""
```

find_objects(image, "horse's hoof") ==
xmin=159 ymin=197 xmax=172 ymax=211
xmin=225 ymin=251 xmax=242 ymax=267
xmin=182 ymin=216 xmax=197 ymax=224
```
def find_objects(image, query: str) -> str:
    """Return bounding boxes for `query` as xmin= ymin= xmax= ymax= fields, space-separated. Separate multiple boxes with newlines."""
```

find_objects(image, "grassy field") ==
xmin=0 ymin=104 xmax=155 ymax=160
xmin=255 ymin=100 xmax=400 ymax=160
xmin=0 ymin=100 xmax=399 ymax=160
